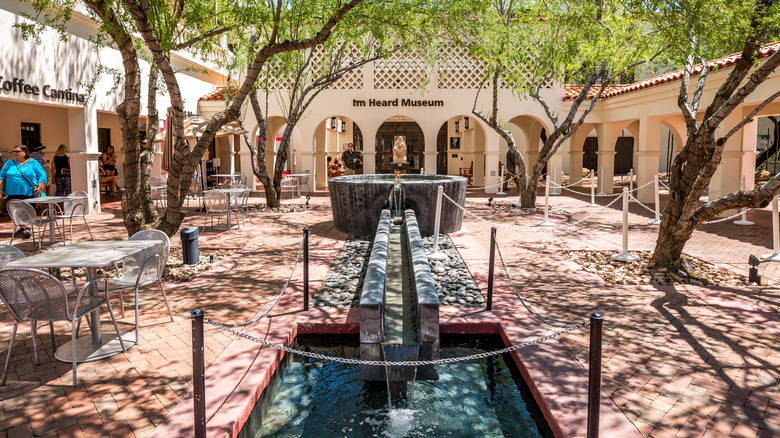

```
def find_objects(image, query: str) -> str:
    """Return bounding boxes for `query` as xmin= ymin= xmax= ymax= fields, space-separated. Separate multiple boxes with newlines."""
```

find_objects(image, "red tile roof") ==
xmin=199 ymin=86 xmax=238 ymax=101
xmin=564 ymin=41 xmax=780 ymax=100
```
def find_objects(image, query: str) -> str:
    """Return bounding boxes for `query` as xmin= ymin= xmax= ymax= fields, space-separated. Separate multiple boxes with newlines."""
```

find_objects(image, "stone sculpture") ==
xmin=392 ymin=136 xmax=407 ymax=164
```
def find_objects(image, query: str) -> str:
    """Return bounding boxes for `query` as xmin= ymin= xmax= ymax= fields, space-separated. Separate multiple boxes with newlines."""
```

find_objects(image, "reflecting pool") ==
xmin=249 ymin=335 xmax=548 ymax=438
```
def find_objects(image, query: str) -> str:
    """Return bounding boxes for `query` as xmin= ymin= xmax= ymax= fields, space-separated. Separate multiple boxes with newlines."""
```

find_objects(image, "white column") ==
xmin=68 ymin=106 xmax=101 ymax=213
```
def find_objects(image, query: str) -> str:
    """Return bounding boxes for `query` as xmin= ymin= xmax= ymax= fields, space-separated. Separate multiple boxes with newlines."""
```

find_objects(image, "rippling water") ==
xmin=254 ymin=339 xmax=544 ymax=438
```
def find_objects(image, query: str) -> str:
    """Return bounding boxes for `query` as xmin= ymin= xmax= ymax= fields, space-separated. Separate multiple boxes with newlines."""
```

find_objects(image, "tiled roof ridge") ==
xmin=199 ymin=85 xmax=238 ymax=101
xmin=564 ymin=41 xmax=780 ymax=101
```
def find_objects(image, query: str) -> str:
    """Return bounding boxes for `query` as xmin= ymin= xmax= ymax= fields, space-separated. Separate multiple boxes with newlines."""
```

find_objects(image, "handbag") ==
xmin=13 ymin=160 xmax=45 ymax=197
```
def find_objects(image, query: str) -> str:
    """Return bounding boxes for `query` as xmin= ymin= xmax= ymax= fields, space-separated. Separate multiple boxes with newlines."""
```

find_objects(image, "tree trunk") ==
xmin=123 ymin=68 xmax=161 ymax=235
xmin=650 ymin=215 xmax=697 ymax=268
xmin=519 ymin=177 xmax=539 ymax=208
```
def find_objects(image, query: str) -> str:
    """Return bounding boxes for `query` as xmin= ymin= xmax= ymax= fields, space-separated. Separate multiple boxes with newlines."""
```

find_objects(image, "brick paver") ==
xmin=0 ymin=186 xmax=778 ymax=437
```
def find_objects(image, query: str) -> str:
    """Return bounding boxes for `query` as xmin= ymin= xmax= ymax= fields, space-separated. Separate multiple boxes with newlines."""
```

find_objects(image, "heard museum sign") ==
xmin=353 ymin=98 xmax=444 ymax=107
xmin=0 ymin=75 xmax=87 ymax=104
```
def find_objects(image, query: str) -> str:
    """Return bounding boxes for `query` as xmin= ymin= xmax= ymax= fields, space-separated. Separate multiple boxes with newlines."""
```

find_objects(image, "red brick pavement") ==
xmin=0 ymin=188 xmax=778 ymax=437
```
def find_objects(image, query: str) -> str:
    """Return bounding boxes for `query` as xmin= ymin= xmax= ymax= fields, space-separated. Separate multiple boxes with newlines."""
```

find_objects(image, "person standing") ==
xmin=30 ymin=142 xmax=46 ymax=167
xmin=52 ymin=144 xmax=72 ymax=196
xmin=342 ymin=143 xmax=359 ymax=175
xmin=0 ymin=145 xmax=48 ymax=238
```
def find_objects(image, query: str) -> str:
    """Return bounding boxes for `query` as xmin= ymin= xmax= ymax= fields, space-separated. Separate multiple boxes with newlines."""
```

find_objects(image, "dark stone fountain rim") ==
xmin=330 ymin=174 xmax=467 ymax=184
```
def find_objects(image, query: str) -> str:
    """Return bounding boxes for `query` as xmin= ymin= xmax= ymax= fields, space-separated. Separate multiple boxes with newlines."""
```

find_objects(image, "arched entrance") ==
xmin=375 ymin=117 xmax=424 ymax=173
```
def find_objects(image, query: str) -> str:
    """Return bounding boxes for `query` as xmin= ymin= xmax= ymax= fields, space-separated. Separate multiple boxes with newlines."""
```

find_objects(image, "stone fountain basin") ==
xmin=328 ymin=174 xmax=467 ymax=236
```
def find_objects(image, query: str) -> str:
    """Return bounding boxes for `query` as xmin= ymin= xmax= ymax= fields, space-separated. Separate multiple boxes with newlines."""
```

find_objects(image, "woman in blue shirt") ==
xmin=0 ymin=145 xmax=47 ymax=238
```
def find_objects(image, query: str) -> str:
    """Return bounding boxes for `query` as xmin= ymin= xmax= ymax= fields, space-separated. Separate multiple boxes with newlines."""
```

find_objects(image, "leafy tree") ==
xmin=633 ymin=0 xmax=780 ymax=268
xmin=238 ymin=1 xmax=456 ymax=208
xmin=466 ymin=0 xmax=657 ymax=207
xmin=19 ymin=0 xmax=241 ymax=235
xmin=244 ymin=44 xmax=382 ymax=207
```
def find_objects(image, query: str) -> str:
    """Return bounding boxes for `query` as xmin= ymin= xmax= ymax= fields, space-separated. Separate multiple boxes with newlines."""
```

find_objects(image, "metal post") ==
xmin=303 ymin=227 xmax=309 ymax=310
xmin=192 ymin=310 xmax=206 ymax=438
xmin=612 ymin=188 xmax=638 ymax=261
xmin=497 ymin=165 xmax=506 ymax=195
xmin=539 ymin=176 xmax=554 ymax=226
xmin=762 ymin=196 xmax=780 ymax=261
xmin=588 ymin=170 xmax=597 ymax=207
xmin=628 ymin=168 xmax=633 ymax=198
xmin=734 ymin=175 xmax=754 ymax=226
xmin=550 ymin=165 xmax=560 ymax=196
xmin=648 ymin=174 xmax=661 ymax=225
xmin=587 ymin=313 xmax=603 ymax=438
xmin=428 ymin=186 xmax=447 ymax=260
xmin=487 ymin=227 xmax=496 ymax=311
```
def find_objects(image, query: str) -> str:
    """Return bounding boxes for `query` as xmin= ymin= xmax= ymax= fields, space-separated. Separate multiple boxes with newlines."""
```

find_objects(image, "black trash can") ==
xmin=181 ymin=226 xmax=199 ymax=265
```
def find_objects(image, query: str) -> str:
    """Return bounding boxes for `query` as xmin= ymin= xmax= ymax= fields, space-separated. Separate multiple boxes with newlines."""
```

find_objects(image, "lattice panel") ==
xmin=438 ymin=48 xmax=552 ymax=89
xmin=263 ymin=46 xmax=365 ymax=90
xmin=373 ymin=54 xmax=428 ymax=90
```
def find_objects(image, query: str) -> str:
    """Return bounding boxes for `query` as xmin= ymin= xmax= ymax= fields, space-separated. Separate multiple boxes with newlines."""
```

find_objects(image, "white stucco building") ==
xmin=4 ymin=0 xmax=780 ymax=210
xmin=1 ymin=0 xmax=226 ymax=212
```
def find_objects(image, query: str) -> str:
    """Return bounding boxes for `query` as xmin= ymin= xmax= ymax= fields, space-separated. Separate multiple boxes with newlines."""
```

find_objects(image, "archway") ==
xmin=376 ymin=117 xmax=424 ymax=173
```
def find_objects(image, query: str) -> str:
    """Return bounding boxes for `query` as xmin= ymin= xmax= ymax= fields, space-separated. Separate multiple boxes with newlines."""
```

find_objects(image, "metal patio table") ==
xmin=7 ymin=240 xmax=161 ymax=362
xmin=26 ymin=195 xmax=87 ymax=246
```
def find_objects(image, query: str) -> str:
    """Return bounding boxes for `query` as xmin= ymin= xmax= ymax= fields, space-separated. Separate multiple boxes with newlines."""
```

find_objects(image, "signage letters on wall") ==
xmin=353 ymin=98 xmax=444 ymax=107
xmin=0 ymin=75 xmax=86 ymax=103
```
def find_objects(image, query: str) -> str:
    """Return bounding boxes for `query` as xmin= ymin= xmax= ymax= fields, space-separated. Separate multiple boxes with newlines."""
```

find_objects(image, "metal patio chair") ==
xmin=0 ymin=268 xmax=125 ymax=386
xmin=55 ymin=191 xmax=93 ymax=243
xmin=103 ymin=229 xmax=173 ymax=344
xmin=231 ymin=185 xmax=252 ymax=226
xmin=280 ymin=176 xmax=299 ymax=199
xmin=203 ymin=190 xmax=230 ymax=232
xmin=8 ymin=200 xmax=65 ymax=251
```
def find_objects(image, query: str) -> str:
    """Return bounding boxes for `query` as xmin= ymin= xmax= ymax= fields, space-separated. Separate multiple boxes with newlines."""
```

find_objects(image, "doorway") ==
xmin=375 ymin=121 xmax=424 ymax=173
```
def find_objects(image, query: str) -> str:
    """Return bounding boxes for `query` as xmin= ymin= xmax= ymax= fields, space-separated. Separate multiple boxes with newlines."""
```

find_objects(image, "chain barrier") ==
xmin=442 ymin=190 xmax=623 ymax=232
xmin=494 ymin=240 xmax=586 ymax=328
xmin=552 ymin=184 xmax=622 ymax=199
xmin=659 ymin=179 xmax=670 ymax=190
xmin=562 ymin=194 xmax=623 ymax=227
xmin=701 ymin=208 xmax=753 ymax=224
xmin=627 ymin=193 xmax=658 ymax=216
xmin=442 ymin=191 xmax=539 ymax=233
xmin=547 ymin=175 xmax=590 ymax=189
xmin=208 ymin=239 xmax=304 ymax=328
xmin=205 ymin=318 xmax=589 ymax=366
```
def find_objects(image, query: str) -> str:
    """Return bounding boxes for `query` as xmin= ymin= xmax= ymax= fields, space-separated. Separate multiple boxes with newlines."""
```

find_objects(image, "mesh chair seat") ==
xmin=55 ymin=191 xmax=93 ymax=242
xmin=280 ymin=176 xmax=299 ymax=198
xmin=0 ymin=245 xmax=25 ymax=269
xmin=8 ymin=200 xmax=65 ymax=251
xmin=0 ymin=268 xmax=124 ymax=386
xmin=107 ymin=230 xmax=174 ymax=344
xmin=68 ymin=295 xmax=105 ymax=318
xmin=203 ymin=191 xmax=230 ymax=231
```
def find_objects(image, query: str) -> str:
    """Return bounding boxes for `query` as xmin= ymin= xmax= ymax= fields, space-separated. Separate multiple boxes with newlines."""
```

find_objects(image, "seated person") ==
xmin=327 ymin=156 xmax=342 ymax=178
xmin=99 ymin=163 xmax=118 ymax=195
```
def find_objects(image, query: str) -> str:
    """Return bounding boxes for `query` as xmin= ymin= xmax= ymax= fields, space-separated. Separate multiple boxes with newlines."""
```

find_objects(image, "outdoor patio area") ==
xmin=0 ymin=186 xmax=778 ymax=437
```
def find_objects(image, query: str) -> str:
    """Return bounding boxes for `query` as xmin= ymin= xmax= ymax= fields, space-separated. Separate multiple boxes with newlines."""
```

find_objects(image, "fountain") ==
xmin=329 ymin=174 xmax=467 ymax=235
xmin=360 ymin=209 xmax=439 ymax=399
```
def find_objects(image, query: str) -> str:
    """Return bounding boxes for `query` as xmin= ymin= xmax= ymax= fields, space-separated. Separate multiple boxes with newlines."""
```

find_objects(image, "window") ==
xmin=21 ymin=123 xmax=40 ymax=147
xmin=98 ymin=128 xmax=111 ymax=152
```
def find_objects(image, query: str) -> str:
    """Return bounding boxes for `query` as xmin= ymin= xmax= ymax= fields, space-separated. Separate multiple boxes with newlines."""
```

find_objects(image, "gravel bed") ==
xmin=59 ymin=248 xmax=239 ymax=283
xmin=563 ymin=250 xmax=749 ymax=286
xmin=312 ymin=234 xmax=484 ymax=308
xmin=490 ymin=203 xmax=568 ymax=215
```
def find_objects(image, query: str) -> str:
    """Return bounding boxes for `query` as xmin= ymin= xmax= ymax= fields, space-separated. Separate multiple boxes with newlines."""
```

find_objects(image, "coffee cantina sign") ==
xmin=0 ymin=75 xmax=86 ymax=103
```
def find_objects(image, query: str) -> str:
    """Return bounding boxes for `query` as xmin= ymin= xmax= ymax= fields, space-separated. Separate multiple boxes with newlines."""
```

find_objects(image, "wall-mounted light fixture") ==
xmin=455 ymin=121 xmax=460 ymax=133
xmin=330 ymin=117 xmax=337 ymax=130
xmin=464 ymin=117 xmax=470 ymax=130
xmin=340 ymin=120 xmax=346 ymax=133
